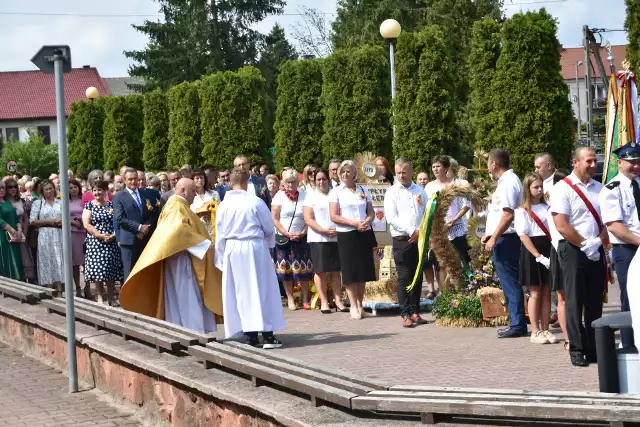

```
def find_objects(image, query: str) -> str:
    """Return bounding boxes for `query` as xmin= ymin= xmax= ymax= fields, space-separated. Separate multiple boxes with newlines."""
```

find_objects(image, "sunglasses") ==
xmin=6 ymin=185 xmax=17 ymax=189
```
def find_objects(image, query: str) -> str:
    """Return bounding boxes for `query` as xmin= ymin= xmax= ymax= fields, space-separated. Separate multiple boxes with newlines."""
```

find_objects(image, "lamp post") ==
xmin=86 ymin=86 xmax=99 ymax=100
xmin=576 ymin=60 xmax=584 ymax=142
xmin=380 ymin=19 xmax=401 ymax=137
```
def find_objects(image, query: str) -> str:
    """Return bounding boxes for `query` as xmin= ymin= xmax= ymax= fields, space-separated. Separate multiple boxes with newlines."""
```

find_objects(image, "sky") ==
xmin=0 ymin=0 xmax=629 ymax=77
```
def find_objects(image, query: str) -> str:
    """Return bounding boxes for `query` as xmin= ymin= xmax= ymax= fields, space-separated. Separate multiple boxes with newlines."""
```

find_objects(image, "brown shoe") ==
xmin=402 ymin=317 xmax=414 ymax=328
xmin=411 ymin=313 xmax=428 ymax=325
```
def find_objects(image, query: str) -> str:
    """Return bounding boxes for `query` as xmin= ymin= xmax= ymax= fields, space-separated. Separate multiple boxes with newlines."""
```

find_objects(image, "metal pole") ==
xmin=584 ymin=25 xmax=593 ymax=145
xmin=576 ymin=63 xmax=582 ymax=142
xmin=54 ymin=55 xmax=78 ymax=393
xmin=390 ymin=40 xmax=397 ymax=138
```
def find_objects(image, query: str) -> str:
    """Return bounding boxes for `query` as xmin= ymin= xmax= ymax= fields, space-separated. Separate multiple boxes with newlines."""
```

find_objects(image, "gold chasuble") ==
xmin=119 ymin=195 xmax=223 ymax=321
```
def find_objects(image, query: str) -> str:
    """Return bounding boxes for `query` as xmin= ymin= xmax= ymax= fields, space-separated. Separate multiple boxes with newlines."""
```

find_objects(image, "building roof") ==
xmin=560 ymin=44 xmax=627 ymax=80
xmin=0 ymin=66 xmax=110 ymax=120
xmin=104 ymin=76 xmax=145 ymax=97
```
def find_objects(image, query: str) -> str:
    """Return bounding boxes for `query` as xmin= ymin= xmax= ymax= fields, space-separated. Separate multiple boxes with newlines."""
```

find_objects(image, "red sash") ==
xmin=527 ymin=208 xmax=551 ymax=241
xmin=561 ymin=178 xmax=610 ymax=246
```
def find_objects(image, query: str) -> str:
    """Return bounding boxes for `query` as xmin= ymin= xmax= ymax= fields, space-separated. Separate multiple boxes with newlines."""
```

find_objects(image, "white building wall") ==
xmin=0 ymin=118 xmax=58 ymax=143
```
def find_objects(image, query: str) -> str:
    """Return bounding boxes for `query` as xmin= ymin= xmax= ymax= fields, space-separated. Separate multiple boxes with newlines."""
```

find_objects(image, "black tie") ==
xmin=632 ymin=180 xmax=640 ymax=222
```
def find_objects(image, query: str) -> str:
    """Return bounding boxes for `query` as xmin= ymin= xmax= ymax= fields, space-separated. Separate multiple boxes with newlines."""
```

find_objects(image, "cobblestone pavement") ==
xmin=0 ymin=343 xmax=143 ymax=427
xmin=273 ymin=286 xmax=623 ymax=392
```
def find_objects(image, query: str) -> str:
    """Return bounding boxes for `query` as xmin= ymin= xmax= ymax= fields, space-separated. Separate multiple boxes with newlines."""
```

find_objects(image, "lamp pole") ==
xmin=576 ymin=61 xmax=583 ymax=142
xmin=31 ymin=45 xmax=77 ymax=393
xmin=380 ymin=19 xmax=402 ymax=138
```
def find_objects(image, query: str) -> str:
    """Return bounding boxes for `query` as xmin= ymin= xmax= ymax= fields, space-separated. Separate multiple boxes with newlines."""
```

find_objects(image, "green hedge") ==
xmin=626 ymin=0 xmax=640 ymax=74
xmin=199 ymin=66 xmax=269 ymax=167
xmin=273 ymin=59 xmax=324 ymax=170
xmin=478 ymin=10 xmax=573 ymax=176
xmin=67 ymin=99 xmax=105 ymax=172
xmin=167 ymin=82 xmax=200 ymax=169
xmin=103 ymin=94 xmax=145 ymax=170
xmin=321 ymin=45 xmax=392 ymax=161
xmin=393 ymin=26 xmax=456 ymax=169
xmin=143 ymin=89 xmax=170 ymax=170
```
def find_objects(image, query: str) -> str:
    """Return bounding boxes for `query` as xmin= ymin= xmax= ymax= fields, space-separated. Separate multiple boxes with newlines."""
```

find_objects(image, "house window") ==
xmin=38 ymin=126 xmax=51 ymax=145
xmin=5 ymin=128 xmax=18 ymax=142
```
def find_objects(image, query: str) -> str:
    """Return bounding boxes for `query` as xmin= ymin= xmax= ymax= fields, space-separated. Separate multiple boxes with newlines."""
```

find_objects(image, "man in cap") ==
xmin=599 ymin=142 xmax=640 ymax=350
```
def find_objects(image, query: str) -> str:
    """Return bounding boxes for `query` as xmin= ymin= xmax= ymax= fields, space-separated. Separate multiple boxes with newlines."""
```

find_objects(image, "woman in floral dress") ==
xmin=29 ymin=180 xmax=63 ymax=289
xmin=82 ymin=180 xmax=122 ymax=305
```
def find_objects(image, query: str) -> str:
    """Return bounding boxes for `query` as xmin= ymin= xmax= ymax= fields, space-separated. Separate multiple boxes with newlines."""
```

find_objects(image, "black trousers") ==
xmin=393 ymin=237 xmax=422 ymax=317
xmin=558 ymin=241 xmax=605 ymax=355
xmin=612 ymin=244 xmax=637 ymax=349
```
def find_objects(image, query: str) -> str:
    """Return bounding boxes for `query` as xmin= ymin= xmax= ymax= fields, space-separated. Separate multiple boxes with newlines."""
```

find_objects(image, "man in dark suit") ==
xmin=218 ymin=156 xmax=271 ymax=208
xmin=114 ymin=167 xmax=162 ymax=280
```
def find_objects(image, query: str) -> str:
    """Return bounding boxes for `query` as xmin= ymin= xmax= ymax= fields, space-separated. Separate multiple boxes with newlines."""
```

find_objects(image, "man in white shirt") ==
xmin=551 ymin=147 xmax=606 ymax=367
xmin=482 ymin=149 xmax=526 ymax=338
xmin=599 ymin=142 xmax=640 ymax=350
xmin=534 ymin=152 xmax=557 ymax=203
xmin=535 ymin=152 xmax=559 ymax=326
xmin=416 ymin=172 xmax=429 ymax=188
xmin=384 ymin=158 xmax=428 ymax=328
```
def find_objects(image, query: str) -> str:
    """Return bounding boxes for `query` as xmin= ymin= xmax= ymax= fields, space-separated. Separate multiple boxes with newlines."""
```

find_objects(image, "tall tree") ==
xmin=142 ymin=90 xmax=170 ymax=170
xmin=103 ymin=95 xmax=145 ymax=170
xmin=124 ymin=0 xmax=285 ymax=91
xmin=289 ymin=6 xmax=335 ymax=58
xmin=258 ymin=24 xmax=298 ymax=145
xmin=167 ymin=82 xmax=201 ymax=168
xmin=626 ymin=0 xmax=640 ymax=74
xmin=274 ymin=58 xmax=324 ymax=170
xmin=67 ymin=99 xmax=105 ymax=172
xmin=393 ymin=26 xmax=456 ymax=168
xmin=331 ymin=0 xmax=426 ymax=51
xmin=479 ymin=9 xmax=573 ymax=176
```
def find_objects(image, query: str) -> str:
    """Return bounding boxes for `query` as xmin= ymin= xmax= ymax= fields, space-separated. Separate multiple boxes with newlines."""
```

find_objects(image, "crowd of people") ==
xmin=0 ymin=146 xmax=636 ymax=361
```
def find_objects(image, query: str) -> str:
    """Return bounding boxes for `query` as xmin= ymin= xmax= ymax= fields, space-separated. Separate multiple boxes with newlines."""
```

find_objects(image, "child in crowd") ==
xmin=515 ymin=172 xmax=557 ymax=344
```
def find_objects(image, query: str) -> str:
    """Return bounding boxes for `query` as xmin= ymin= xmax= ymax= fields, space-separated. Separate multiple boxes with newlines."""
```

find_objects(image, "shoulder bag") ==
xmin=276 ymin=198 xmax=299 ymax=247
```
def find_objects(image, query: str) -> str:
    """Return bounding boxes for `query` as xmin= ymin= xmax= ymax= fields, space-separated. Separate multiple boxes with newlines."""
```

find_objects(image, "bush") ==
xmin=2 ymin=134 xmax=59 ymax=178
xmin=143 ymin=89 xmax=170 ymax=170
xmin=167 ymin=82 xmax=200 ymax=169
xmin=431 ymin=290 xmax=484 ymax=324
xmin=103 ymin=94 xmax=145 ymax=170
xmin=273 ymin=59 xmax=324 ymax=170
xmin=321 ymin=45 xmax=392 ymax=162
xmin=199 ymin=66 xmax=269 ymax=168
xmin=393 ymin=26 xmax=456 ymax=170
xmin=67 ymin=99 xmax=105 ymax=172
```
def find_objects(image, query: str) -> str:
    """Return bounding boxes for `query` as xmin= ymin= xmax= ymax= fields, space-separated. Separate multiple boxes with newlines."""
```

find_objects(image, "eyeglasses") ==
xmin=6 ymin=185 xmax=17 ymax=189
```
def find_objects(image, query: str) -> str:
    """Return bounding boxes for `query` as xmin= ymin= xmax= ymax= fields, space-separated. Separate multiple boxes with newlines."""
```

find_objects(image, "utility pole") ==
xmin=584 ymin=25 xmax=593 ymax=145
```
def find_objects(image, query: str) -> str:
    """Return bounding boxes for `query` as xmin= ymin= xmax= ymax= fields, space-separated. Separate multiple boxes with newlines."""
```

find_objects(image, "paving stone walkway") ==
xmin=0 ymin=343 xmax=143 ymax=427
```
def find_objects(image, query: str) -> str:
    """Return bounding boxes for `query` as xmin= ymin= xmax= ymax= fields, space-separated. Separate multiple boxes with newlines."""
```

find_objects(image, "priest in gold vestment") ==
xmin=119 ymin=178 xmax=223 ymax=333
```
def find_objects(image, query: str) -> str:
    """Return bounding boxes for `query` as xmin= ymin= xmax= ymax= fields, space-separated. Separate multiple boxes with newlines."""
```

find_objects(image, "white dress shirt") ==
xmin=485 ymin=169 xmax=522 ymax=236
xmin=550 ymin=172 xmax=604 ymax=241
xmin=328 ymin=185 xmax=372 ymax=233
xmin=303 ymin=190 xmax=337 ymax=243
xmin=384 ymin=181 xmax=427 ymax=238
xmin=424 ymin=179 xmax=471 ymax=240
xmin=598 ymin=173 xmax=640 ymax=245
xmin=515 ymin=203 xmax=550 ymax=238
xmin=543 ymin=174 xmax=555 ymax=203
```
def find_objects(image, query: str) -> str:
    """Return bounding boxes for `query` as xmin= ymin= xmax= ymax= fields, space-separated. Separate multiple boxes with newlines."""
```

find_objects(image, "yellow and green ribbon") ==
xmin=407 ymin=193 xmax=438 ymax=292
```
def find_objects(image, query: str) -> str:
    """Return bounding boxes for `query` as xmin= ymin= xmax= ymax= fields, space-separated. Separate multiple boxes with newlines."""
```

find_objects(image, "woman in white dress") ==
xmin=29 ymin=180 xmax=63 ymax=290
xmin=190 ymin=168 xmax=220 ymax=238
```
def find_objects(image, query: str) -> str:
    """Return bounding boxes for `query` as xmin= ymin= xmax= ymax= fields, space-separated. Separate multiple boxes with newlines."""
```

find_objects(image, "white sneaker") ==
xmin=530 ymin=331 xmax=548 ymax=344
xmin=543 ymin=330 xmax=558 ymax=344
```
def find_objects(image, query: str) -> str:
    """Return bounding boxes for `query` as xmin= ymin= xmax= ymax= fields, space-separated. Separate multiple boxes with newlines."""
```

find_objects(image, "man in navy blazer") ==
xmin=218 ymin=155 xmax=271 ymax=208
xmin=113 ymin=167 xmax=162 ymax=280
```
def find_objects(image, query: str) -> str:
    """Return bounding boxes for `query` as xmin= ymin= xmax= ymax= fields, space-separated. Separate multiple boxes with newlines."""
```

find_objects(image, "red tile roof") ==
xmin=0 ymin=67 xmax=110 ymax=120
xmin=560 ymin=45 xmax=627 ymax=80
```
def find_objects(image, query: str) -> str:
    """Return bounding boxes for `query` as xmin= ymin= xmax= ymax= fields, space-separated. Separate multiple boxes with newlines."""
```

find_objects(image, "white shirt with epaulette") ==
xmin=549 ymin=172 xmax=603 ymax=241
xmin=598 ymin=173 xmax=640 ymax=245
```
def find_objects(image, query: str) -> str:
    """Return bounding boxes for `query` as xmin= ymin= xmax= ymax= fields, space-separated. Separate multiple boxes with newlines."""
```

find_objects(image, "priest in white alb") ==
xmin=215 ymin=167 xmax=285 ymax=348
xmin=120 ymin=178 xmax=223 ymax=333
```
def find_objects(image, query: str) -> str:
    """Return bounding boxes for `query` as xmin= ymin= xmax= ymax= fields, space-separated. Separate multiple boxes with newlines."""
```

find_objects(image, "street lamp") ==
xmin=576 ymin=60 xmax=584 ymax=142
xmin=380 ymin=19 xmax=401 ymax=137
xmin=85 ymin=86 xmax=99 ymax=100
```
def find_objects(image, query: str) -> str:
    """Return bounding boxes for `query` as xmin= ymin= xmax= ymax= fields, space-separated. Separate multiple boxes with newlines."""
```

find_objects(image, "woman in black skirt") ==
xmin=329 ymin=161 xmax=376 ymax=320
xmin=303 ymin=168 xmax=347 ymax=314
xmin=514 ymin=172 xmax=557 ymax=345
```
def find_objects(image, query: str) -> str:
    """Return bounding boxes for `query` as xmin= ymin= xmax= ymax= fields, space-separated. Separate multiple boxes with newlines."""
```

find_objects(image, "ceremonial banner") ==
xmin=603 ymin=74 xmax=619 ymax=183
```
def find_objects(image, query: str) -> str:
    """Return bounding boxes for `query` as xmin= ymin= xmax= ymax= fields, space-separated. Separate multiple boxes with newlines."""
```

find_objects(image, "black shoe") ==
xmin=586 ymin=353 xmax=597 ymax=364
xmin=245 ymin=336 xmax=261 ymax=347
xmin=262 ymin=336 xmax=283 ymax=349
xmin=570 ymin=351 xmax=589 ymax=367
xmin=497 ymin=328 xmax=528 ymax=338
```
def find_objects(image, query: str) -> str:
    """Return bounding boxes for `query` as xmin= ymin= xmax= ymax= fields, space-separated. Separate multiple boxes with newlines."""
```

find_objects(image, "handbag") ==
xmin=275 ymin=198 xmax=299 ymax=247
xmin=27 ymin=199 xmax=41 ymax=249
